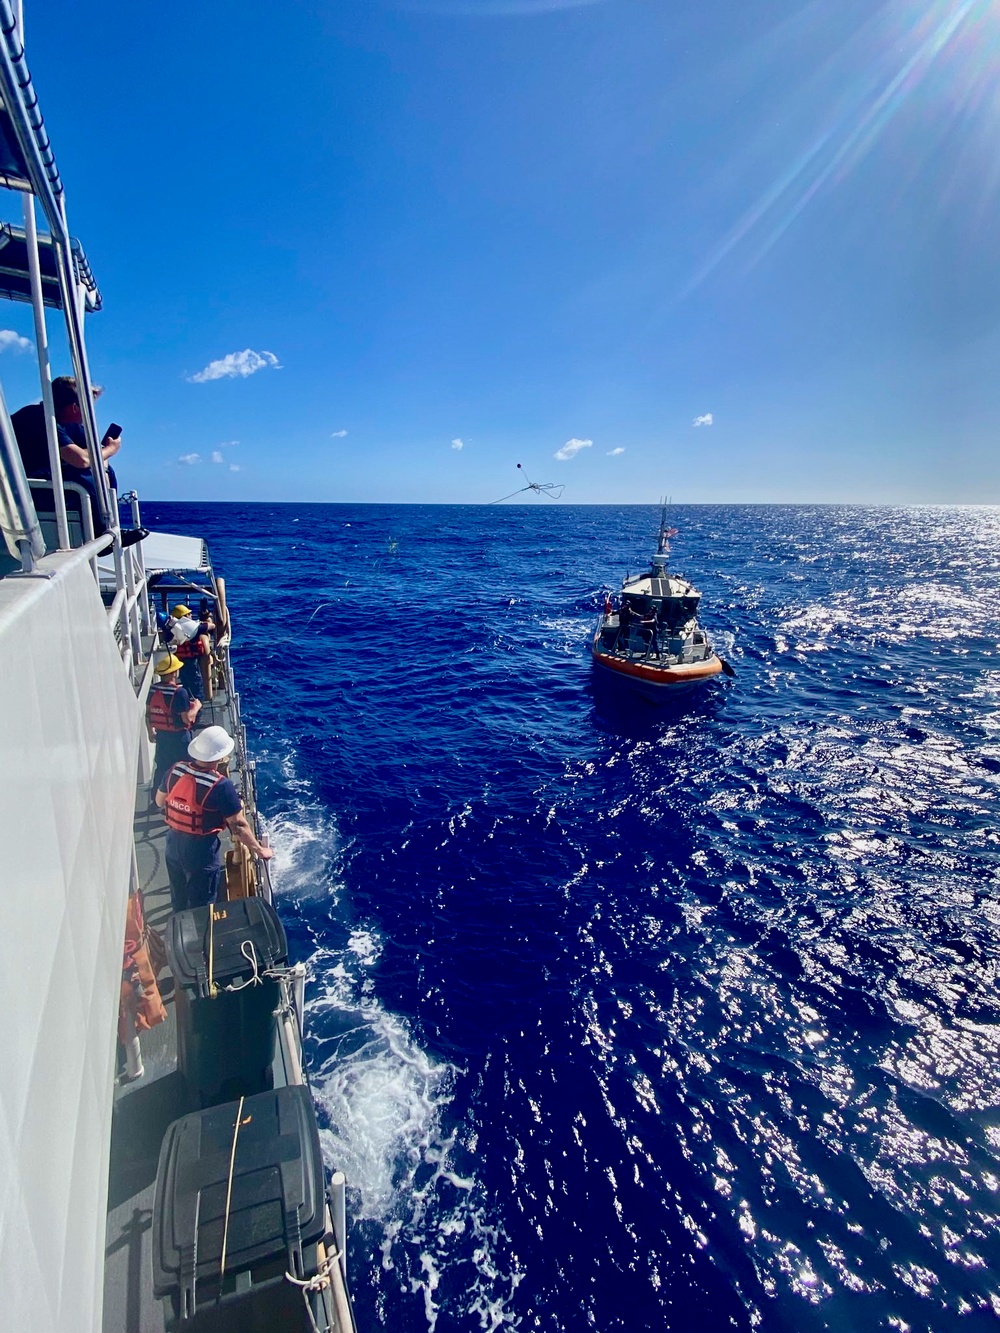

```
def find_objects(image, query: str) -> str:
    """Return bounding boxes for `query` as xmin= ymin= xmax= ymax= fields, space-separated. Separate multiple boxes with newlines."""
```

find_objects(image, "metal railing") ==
xmin=17 ymin=474 xmax=151 ymax=690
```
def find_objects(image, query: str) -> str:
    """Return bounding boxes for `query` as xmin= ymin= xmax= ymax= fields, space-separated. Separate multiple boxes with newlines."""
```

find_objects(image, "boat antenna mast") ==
xmin=656 ymin=496 xmax=678 ymax=563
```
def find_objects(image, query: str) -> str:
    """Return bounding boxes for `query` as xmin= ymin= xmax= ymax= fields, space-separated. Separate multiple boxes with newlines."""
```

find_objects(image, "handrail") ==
xmin=26 ymin=476 xmax=95 ymax=541
xmin=106 ymin=585 xmax=125 ymax=626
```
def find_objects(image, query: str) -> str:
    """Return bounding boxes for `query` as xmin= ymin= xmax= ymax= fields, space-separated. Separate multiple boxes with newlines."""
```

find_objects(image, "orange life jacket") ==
xmin=147 ymin=682 xmax=186 ymax=733
xmin=163 ymin=762 xmax=227 ymax=837
xmin=175 ymin=633 xmax=208 ymax=661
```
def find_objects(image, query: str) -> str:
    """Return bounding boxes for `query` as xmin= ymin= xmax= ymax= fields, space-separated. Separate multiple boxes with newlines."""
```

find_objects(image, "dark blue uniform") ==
xmin=160 ymin=765 xmax=242 ymax=913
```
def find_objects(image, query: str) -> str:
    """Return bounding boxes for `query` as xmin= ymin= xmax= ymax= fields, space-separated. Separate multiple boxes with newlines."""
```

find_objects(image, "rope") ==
xmin=218 ymin=1095 xmax=246 ymax=1281
xmin=207 ymin=906 xmax=218 ymax=998
xmin=225 ymin=940 xmax=260 ymax=992
xmin=285 ymin=1250 xmax=341 ymax=1333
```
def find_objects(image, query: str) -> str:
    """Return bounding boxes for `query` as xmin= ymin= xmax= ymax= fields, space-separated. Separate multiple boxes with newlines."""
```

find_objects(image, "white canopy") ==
xmin=98 ymin=530 xmax=210 ymax=582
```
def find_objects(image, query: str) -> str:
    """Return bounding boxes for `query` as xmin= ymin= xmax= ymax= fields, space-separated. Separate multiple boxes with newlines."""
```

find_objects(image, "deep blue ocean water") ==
xmin=143 ymin=502 xmax=1000 ymax=1333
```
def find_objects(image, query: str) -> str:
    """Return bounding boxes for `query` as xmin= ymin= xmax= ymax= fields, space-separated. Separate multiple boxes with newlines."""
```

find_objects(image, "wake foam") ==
xmin=258 ymin=751 xmax=343 ymax=903
xmin=256 ymin=751 xmax=520 ymax=1328
xmin=307 ymin=936 xmax=522 ymax=1329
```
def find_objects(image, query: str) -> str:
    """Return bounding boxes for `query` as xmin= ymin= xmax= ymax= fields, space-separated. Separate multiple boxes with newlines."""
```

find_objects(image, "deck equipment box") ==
xmin=167 ymin=898 xmax=288 ymax=1106
xmin=152 ymin=1085 xmax=329 ymax=1331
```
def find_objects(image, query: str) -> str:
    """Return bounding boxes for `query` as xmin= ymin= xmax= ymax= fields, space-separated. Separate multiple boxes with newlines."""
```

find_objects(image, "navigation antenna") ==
xmin=656 ymin=495 xmax=678 ymax=561
xmin=491 ymin=464 xmax=565 ymax=504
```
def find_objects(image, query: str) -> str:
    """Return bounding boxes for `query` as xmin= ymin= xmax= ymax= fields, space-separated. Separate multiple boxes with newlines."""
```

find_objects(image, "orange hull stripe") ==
xmin=592 ymin=648 xmax=723 ymax=685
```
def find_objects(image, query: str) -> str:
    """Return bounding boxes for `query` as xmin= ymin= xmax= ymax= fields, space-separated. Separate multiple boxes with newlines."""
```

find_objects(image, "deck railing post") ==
xmin=122 ymin=543 xmax=143 ymax=670
xmin=330 ymin=1173 xmax=348 ymax=1284
xmin=22 ymin=195 xmax=68 ymax=549
xmin=127 ymin=491 xmax=151 ymax=633
xmin=0 ymin=377 xmax=44 ymax=567
xmin=52 ymin=229 xmax=113 ymax=533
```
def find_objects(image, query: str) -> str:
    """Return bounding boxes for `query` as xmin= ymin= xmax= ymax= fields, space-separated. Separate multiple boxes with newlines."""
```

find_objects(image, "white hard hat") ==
xmin=188 ymin=725 xmax=235 ymax=763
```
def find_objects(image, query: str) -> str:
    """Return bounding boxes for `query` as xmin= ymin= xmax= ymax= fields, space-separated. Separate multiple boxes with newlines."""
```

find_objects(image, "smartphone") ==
xmin=107 ymin=422 xmax=122 ymax=438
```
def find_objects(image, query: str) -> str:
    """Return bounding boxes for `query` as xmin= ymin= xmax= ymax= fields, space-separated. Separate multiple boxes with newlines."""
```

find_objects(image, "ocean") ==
xmin=142 ymin=501 xmax=1000 ymax=1332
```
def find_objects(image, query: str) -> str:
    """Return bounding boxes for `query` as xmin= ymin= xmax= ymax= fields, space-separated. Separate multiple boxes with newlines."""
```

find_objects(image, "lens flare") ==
xmin=684 ymin=0 xmax=1000 ymax=295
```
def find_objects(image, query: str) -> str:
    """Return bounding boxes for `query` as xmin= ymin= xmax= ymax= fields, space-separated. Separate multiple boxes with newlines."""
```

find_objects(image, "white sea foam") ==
xmin=307 ymin=939 xmax=522 ymax=1328
xmin=257 ymin=748 xmax=520 ymax=1327
xmin=257 ymin=749 xmax=343 ymax=903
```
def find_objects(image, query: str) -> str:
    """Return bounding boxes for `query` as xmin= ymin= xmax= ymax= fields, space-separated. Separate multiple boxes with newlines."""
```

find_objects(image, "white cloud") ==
xmin=178 ymin=452 xmax=201 ymax=465
xmin=229 ymin=463 xmax=241 ymax=472
xmin=331 ymin=429 xmax=348 ymax=438
xmin=607 ymin=446 xmax=625 ymax=456
xmin=219 ymin=439 xmax=239 ymax=448
xmin=451 ymin=438 xmax=464 ymax=450
xmin=187 ymin=349 xmax=281 ymax=383
xmin=211 ymin=450 xmax=224 ymax=464
xmin=554 ymin=437 xmax=592 ymax=461
xmin=0 ymin=329 xmax=31 ymax=353
xmin=692 ymin=413 xmax=713 ymax=428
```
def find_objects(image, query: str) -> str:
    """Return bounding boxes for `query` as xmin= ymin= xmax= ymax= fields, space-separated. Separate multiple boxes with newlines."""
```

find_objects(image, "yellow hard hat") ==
xmin=171 ymin=604 xmax=191 ymax=618
xmin=155 ymin=654 xmax=183 ymax=674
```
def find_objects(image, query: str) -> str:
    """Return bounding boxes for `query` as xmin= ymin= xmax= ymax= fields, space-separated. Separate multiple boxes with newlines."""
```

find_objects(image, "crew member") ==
xmin=617 ymin=598 xmax=633 ymax=648
xmin=171 ymin=606 xmax=213 ymax=700
xmin=156 ymin=725 xmax=273 ymax=913
xmin=639 ymin=606 xmax=659 ymax=655
xmin=146 ymin=653 xmax=200 ymax=792
xmin=162 ymin=603 xmax=190 ymax=646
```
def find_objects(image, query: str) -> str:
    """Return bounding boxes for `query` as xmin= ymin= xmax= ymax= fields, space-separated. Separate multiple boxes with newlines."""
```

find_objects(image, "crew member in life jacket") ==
xmin=146 ymin=654 xmax=201 ymax=793
xmin=155 ymin=725 xmax=273 ymax=913
xmin=171 ymin=604 xmax=215 ymax=700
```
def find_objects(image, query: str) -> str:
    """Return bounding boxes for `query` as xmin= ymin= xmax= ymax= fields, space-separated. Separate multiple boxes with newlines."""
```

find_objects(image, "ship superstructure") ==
xmin=0 ymin=8 xmax=356 ymax=1331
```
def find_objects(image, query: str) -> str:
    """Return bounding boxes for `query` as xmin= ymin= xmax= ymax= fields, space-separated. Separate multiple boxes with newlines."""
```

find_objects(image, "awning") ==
xmin=136 ymin=531 xmax=211 ymax=575
xmin=98 ymin=531 xmax=211 ymax=585
xmin=0 ymin=223 xmax=100 ymax=311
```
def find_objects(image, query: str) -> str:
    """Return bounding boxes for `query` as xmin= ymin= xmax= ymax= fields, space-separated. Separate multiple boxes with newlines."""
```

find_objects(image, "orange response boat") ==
xmin=591 ymin=506 xmax=729 ymax=700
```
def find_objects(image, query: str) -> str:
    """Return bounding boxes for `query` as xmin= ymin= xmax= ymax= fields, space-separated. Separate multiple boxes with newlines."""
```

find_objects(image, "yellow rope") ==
xmin=207 ymin=905 xmax=218 ymax=998
xmin=218 ymin=1095 xmax=245 ymax=1280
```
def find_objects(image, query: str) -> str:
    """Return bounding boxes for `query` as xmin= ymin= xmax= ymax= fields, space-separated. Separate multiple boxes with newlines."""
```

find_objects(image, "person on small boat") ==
xmin=638 ymin=606 xmax=659 ymax=655
xmin=146 ymin=653 xmax=201 ymax=793
xmin=617 ymin=599 xmax=633 ymax=648
xmin=156 ymin=725 xmax=274 ymax=913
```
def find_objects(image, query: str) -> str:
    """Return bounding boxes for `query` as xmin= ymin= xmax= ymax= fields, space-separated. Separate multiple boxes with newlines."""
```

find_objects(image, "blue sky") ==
xmin=3 ymin=0 xmax=999 ymax=503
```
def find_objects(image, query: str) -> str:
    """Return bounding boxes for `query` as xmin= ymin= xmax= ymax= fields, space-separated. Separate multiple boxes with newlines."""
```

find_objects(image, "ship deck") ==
xmin=102 ymin=686 xmax=237 ymax=1333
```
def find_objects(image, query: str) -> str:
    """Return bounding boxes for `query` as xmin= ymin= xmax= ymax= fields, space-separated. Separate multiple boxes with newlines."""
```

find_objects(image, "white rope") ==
xmin=284 ymin=1248 xmax=341 ymax=1291
xmin=221 ymin=942 xmax=296 ymax=994
xmin=285 ymin=1250 xmax=341 ymax=1333
xmin=224 ymin=939 xmax=261 ymax=991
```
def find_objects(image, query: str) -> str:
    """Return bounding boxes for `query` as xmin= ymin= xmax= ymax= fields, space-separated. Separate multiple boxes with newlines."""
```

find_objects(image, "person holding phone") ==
xmin=12 ymin=375 xmax=138 ymax=540
xmin=50 ymin=374 xmax=121 ymax=498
